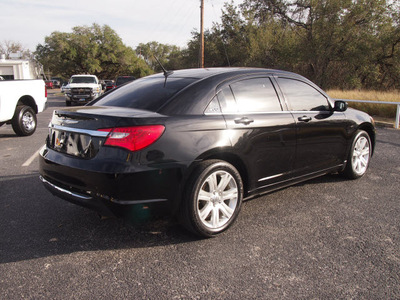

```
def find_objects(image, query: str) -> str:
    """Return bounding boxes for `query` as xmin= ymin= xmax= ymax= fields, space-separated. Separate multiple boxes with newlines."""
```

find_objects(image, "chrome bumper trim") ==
xmin=39 ymin=176 xmax=92 ymax=200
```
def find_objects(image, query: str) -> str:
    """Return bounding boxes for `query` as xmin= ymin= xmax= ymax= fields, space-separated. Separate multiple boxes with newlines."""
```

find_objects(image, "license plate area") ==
xmin=50 ymin=129 xmax=97 ymax=159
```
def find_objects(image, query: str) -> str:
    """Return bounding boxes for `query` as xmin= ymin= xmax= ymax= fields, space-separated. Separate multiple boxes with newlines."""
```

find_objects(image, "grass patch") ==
xmin=327 ymin=90 xmax=400 ymax=118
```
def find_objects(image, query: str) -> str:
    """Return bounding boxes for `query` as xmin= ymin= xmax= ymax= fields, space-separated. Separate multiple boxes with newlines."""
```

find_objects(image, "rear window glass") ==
xmin=92 ymin=76 xmax=196 ymax=111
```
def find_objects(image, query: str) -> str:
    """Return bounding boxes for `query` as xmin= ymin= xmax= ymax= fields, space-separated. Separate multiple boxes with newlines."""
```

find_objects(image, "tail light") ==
xmin=98 ymin=125 xmax=165 ymax=152
xmin=45 ymin=86 xmax=48 ymax=97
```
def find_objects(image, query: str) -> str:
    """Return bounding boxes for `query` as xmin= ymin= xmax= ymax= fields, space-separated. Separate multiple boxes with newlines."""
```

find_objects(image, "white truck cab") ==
xmin=64 ymin=75 xmax=102 ymax=106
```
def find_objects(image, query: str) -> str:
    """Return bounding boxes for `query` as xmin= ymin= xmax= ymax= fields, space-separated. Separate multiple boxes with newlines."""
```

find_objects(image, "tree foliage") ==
xmin=135 ymin=41 xmax=188 ymax=71
xmin=35 ymin=24 xmax=152 ymax=80
xmin=181 ymin=0 xmax=400 ymax=90
xmin=32 ymin=1 xmax=400 ymax=90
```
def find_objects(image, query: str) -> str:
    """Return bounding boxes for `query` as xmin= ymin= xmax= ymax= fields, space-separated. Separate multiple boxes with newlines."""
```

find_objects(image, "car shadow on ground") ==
xmin=0 ymin=171 xmax=351 ymax=264
xmin=0 ymin=173 xmax=200 ymax=264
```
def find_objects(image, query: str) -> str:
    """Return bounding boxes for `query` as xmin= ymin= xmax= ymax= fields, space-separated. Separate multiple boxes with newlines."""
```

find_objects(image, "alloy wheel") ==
xmin=196 ymin=170 xmax=239 ymax=230
xmin=352 ymin=135 xmax=370 ymax=176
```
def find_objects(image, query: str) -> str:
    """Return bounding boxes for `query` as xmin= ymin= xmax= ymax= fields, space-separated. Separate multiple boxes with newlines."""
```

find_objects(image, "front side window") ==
xmin=277 ymin=78 xmax=330 ymax=111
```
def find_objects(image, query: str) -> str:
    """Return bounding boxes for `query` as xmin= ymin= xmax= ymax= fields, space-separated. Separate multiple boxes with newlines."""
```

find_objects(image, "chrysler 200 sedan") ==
xmin=39 ymin=68 xmax=375 ymax=237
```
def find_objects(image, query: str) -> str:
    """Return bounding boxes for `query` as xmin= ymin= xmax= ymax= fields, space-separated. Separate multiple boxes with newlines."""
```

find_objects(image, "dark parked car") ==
xmin=39 ymin=68 xmax=375 ymax=237
xmin=105 ymin=80 xmax=115 ymax=91
xmin=115 ymin=75 xmax=136 ymax=87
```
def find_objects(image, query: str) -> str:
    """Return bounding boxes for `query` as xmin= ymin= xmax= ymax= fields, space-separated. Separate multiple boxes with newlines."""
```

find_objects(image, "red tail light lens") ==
xmin=45 ymin=86 xmax=48 ymax=97
xmin=98 ymin=125 xmax=165 ymax=152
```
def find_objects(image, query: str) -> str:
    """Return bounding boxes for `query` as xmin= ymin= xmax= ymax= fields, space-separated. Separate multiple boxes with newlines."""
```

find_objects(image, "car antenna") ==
xmin=153 ymin=55 xmax=174 ymax=87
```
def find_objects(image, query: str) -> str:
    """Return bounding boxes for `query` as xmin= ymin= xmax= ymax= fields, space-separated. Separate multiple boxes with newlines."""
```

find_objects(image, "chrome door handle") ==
xmin=234 ymin=117 xmax=254 ymax=125
xmin=298 ymin=116 xmax=312 ymax=122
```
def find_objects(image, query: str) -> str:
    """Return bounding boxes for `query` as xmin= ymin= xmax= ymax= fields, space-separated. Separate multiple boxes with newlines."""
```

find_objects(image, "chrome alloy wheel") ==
xmin=196 ymin=170 xmax=239 ymax=230
xmin=351 ymin=135 xmax=370 ymax=176
xmin=22 ymin=111 xmax=35 ymax=131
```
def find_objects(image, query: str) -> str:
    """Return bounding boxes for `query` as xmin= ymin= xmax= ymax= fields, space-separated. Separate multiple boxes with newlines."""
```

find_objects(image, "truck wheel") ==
xmin=11 ymin=105 xmax=37 ymax=136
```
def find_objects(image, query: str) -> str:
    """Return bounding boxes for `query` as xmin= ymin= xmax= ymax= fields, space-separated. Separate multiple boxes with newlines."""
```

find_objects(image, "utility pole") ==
xmin=200 ymin=0 xmax=204 ymax=68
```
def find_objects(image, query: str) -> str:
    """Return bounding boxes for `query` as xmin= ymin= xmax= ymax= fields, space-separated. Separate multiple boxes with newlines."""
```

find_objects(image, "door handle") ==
xmin=234 ymin=117 xmax=254 ymax=125
xmin=298 ymin=116 xmax=312 ymax=122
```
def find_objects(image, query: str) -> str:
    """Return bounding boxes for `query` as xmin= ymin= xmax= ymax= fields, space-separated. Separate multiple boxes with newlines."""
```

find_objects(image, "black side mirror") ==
xmin=333 ymin=100 xmax=348 ymax=112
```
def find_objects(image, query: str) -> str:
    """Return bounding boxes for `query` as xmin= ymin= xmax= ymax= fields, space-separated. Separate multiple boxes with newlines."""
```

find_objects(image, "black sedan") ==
xmin=39 ymin=68 xmax=375 ymax=237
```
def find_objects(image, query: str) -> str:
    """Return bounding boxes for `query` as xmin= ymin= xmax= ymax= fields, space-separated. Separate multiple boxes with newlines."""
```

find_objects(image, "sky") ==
xmin=0 ymin=0 xmax=242 ymax=52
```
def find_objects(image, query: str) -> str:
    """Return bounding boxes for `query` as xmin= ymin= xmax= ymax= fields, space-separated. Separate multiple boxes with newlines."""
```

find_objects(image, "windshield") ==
xmin=92 ymin=76 xmax=196 ymax=112
xmin=70 ymin=76 xmax=96 ymax=84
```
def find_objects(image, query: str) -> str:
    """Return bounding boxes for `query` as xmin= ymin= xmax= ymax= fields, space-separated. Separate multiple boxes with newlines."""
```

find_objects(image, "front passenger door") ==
xmin=276 ymin=77 xmax=348 ymax=175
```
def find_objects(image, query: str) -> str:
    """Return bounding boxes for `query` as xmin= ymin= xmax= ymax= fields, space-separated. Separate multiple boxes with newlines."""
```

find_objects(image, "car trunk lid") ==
xmin=47 ymin=106 xmax=165 ymax=159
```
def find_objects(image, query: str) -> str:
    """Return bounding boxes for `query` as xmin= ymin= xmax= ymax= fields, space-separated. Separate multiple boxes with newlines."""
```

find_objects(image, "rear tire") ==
xmin=179 ymin=160 xmax=243 ymax=237
xmin=341 ymin=130 xmax=371 ymax=179
xmin=11 ymin=105 xmax=37 ymax=136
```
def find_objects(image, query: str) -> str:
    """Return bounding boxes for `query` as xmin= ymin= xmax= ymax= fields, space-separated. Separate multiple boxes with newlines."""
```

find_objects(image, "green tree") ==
xmin=242 ymin=0 xmax=400 ymax=89
xmin=135 ymin=41 xmax=188 ymax=71
xmin=35 ymin=24 xmax=152 ymax=80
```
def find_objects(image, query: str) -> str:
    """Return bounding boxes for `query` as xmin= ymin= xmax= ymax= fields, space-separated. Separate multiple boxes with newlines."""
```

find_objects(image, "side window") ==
xmin=217 ymin=78 xmax=282 ymax=114
xmin=204 ymin=96 xmax=222 ymax=114
xmin=229 ymin=78 xmax=282 ymax=113
xmin=277 ymin=78 xmax=330 ymax=111
xmin=217 ymin=86 xmax=238 ymax=113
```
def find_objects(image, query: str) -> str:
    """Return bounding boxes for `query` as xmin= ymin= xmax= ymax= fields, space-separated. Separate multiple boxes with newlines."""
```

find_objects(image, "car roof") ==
xmin=157 ymin=68 xmax=309 ymax=115
xmin=150 ymin=67 xmax=298 ymax=80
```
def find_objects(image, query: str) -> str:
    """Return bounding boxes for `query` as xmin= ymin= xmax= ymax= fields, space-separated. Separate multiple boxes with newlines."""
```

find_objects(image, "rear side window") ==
xmin=93 ymin=76 xmax=196 ymax=111
xmin=277 ymin=78 xmax=330 ymax=111
xmin=218 ymin=77 xmax=282 ymax=113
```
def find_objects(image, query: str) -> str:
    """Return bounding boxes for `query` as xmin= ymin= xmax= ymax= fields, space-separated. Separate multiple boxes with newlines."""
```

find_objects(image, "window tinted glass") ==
xmin=71 ymin=77 xmax=96 ymax=84
xmin=277 ymin=78 xmax=329 ymax=111
xmin=230 ymin=78 xmax=281 ymax=112
xmin=217 ymin=86 xmax=238 ymax=113
xmin=93 ymin=77 xmax=196 ymax=111
xmin=204 ymin=96 xmax=222 ymax=114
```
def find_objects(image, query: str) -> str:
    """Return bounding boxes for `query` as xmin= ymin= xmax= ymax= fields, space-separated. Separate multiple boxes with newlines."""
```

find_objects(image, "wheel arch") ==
xmin=186 ymin=148 xmax=249 ymax=198
xmin=358 ymin=122 xmax=376 ymax=156
xmin=17 ymin=95 xmax=38 ymax=114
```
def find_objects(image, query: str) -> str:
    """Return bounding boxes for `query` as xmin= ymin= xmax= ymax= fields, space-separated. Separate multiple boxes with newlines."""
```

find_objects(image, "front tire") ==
xmin=342 ymin=130 xmax=371 ymax=179
xmin=11 ymin=105 xmax=37 ymax=136
xmin=180 ymin=160 xmax=243 ymax=237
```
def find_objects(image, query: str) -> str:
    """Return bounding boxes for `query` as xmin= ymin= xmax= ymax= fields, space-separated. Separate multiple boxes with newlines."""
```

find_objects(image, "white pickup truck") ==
xmin=64 ymin=74 xmax=102 ymax=106
xmin=0 ymin=79 xmax=47 ymax=136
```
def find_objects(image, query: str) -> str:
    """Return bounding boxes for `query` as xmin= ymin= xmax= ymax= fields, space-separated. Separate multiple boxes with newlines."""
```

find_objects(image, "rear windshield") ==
xmin=92 ymin=76 xmax=196 ymax=111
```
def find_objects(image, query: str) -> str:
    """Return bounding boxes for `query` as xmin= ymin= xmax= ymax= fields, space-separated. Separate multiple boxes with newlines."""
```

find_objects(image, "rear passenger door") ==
xmin=275 ymin=77 xmax=348 ymax=175
xmin=218 ymin=76 xmax=297 ymax=193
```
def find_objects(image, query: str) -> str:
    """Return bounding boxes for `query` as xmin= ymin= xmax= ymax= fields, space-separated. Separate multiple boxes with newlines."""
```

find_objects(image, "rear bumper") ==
xmin=40 ymin=175 xmax=115 ymax=216
xmin=39 ymin=146 xmax=184 ymax=217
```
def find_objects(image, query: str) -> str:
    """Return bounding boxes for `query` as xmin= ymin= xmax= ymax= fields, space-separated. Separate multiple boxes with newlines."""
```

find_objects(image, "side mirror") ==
xmin=333 ymin=100 xmax=348 ymax=112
